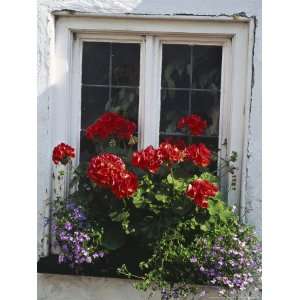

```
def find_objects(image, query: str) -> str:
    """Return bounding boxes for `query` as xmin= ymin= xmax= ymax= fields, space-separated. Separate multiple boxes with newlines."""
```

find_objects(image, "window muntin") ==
xmin=159 ymin=44 xmax=222 ymax=153
xmin=80 ymin=41 xmax=140 ymax=161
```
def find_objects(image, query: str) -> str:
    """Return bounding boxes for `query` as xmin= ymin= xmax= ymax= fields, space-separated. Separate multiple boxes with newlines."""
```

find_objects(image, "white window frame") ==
xmin=52 ymin=14 xmax=254 ymax=217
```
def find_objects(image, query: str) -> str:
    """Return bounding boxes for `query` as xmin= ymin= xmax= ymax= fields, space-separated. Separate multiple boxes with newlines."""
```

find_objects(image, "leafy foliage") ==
xmin=49 ymin=112 xmax=261 ymax=299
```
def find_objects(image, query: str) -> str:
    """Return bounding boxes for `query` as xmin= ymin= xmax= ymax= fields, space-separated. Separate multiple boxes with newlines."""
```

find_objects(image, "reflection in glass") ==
xmin=160 ymin=90 xmax=189 ymax=133
xmin=161 ymin=45 xmax=191 ymax=88
xmin=191 ymin=91 xmax=220 ymax=136
xmin=192 ymin=46 xmax=222 ymax=90
xmin=109 ymin=88 xmax=139 ymax=123
xmin=112 ymin=43 xmax=140 ymax=86
xmin=82 ymin=42 xmax=110 ymax=85
xmin=81 ymin=87 xmax=109 ymax=129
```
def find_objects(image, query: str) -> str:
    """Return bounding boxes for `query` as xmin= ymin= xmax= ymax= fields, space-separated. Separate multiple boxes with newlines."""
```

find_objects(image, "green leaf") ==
xmin=200 ymin=172 xmax=218 ymax=184
xmin=200 ymin=224 xmax=208 ymax=232
xmin=155 ymin=194 xmax=168 ymax=203
xmin=109 ymin=210 xmax=130 ymax=222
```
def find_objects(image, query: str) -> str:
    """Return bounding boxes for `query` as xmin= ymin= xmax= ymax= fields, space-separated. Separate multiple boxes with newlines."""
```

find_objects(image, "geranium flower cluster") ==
xmin=132 ymin=142 xmax=212 ymax=174
xmin=86 ymin=112 xmax=137 ymax=141
xmin=177 ymin=114 xmax=207 ymax=135
xmin=185 ymin=143 xmax=212 ymax=167
xmin=52 ymin=143 xmax=75 ymax=165
xmin=186 ymin=179 xmax=218 ymax=208
xmin=132 ymin=145 xmax=164 ymax=173
xmin=132 ymin=141 xmax=186 ymax=173
xmin=87 ymin=153 xmax=138 ymax=199
xmin=190 ymin=234 xmax=261 ymax=294
xmin=53 ymin=202 xmax=105 ymax=267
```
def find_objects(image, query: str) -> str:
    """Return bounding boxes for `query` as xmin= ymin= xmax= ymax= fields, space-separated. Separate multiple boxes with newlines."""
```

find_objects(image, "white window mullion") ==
xmin=140 ymin=36 xmax=162 ymax=149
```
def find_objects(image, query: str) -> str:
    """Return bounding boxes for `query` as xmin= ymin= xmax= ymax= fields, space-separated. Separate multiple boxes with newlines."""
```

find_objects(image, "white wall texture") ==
xmin=37 ymin=0 xmax=262 ymax=256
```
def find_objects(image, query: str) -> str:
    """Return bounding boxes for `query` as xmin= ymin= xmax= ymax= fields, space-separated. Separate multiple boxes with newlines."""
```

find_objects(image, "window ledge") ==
xmin=38 ymin=273 xmax=260 ymax=300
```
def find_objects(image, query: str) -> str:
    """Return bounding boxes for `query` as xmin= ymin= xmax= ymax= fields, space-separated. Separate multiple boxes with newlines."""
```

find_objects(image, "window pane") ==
xmin=161 ymin=45 xmax=191 ymax=88
xmin=191 ymin=91 xmax=220 ymax=136
xmin=112 ymin=44 xmax=140 ymax=86
xmin=82 ymin=42 xmax=110 ymax=85
xmin=192 ymin=46 xmax=222 ymax=90
xmin=160 ymin=90 xmax=189 ymax=133
xmin=81 ymin=42 xmax=140 ymax=161
xmin=160 ymin=44 xmax=222 ymax=169
xmin=81 ymin=87 xmax=109 ymax=129
xmin=110 ymin=88 xmax=139 ymax=123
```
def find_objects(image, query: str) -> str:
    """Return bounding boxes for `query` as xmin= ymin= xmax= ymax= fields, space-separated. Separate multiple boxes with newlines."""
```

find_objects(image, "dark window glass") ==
xmin=192 ymin=46 xmax=222 ymax=90
xmin=111 ymin=43 xmax=140 ymax=86
xmin=81 ymin=42 xmax=140 ymax=161
xmin=160 ymin=90 xmax=189 ymax=133
xmin=82 ymin=42 xmax=110 ymax=85
xmin=161 ymin=44 xmax=191 ymax=89
xmin=160 ymin=44 xmax=222 ymax=156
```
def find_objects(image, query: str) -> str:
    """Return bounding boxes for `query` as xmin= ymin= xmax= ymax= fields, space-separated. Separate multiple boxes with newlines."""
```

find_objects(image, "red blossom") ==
xmin=186 ymin=179 xmax=218 ymax=208
xmin=177 ymin=114 xmax=207 ymax=135
xmin=162 ymin=137 xmax=186 ymax=150
xmin=132 ymin=146 xmax=164 ymax=174
xmin=87 ymin=153 xmax=137 ymax=199
xmin=87 ymin=153 xmax=125 ymax=187
xmin=158 ymin=141 xmax=185 ymax=165
xmin=86 ymin=112 xmax=136 ymax=141
xmin=185 ymin=144 xmax=212 ymax=167
xmin=52 ymin=143 xmax=75 ymax=165
xmin=115 ymin=119 xmax=137 ymax=140
xmin=111 ymin=171 xmax=138 ymax=199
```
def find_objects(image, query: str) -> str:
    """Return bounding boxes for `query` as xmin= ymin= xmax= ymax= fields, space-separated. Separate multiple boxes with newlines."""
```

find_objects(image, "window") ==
xmin=52 ymin=15 xmax=254 ymax=211
xmin=160 ymin=44 xmax=222 ymax=153
xmin=80 ymin=42 xmax=141 ymax=161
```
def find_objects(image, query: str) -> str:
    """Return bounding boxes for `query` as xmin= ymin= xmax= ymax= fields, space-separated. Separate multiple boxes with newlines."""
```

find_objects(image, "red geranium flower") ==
xmin=115 ymin=119 xmax=137 ymax=140
xmin=87 ymin=153 xmax=138 ymax=199
xmin=162 ymin=137 xmax=186 ymax=151
xmin=87 ymin=153 xmax=126 ymax=188
xmin=52 ymin=143 xmax=75 ymax=165
xmin=111 ymin=171 xmax=138 ymax=199
xmin=186 ymin=179 xmax=218 ymax=208
xmin=177 ymin=114 xmax=207 ymax=135
xmin=132 ymin=146 xmax=164 ymax=174
xmin=185 ymin=144 xmax=212 ymax=167
xmin=86 ymin=112 xmax=136 ymax=141
xmin=158 ymin=141 xmax=185 ymax=165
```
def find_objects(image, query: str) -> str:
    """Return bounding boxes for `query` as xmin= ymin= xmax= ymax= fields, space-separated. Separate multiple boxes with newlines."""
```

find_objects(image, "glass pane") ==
xmin=82 ymin=42 xmax=110 ymax=85
xmin=161 ymin=45 xmax=191 ymax=88
xmin=109 ymin=88 xmax=139 ymax=123
xmin=81 ymin=87 xmax=109 ymax=129
xmin=192 ymin=46 xmax=222 ymax=90
xmin=191 ymin=91 xmax=220 ymax=136
xmin=112 ymin=43 xmax=140 ymax=86
xmin=160 ymin=90 xmax=189 ymax=133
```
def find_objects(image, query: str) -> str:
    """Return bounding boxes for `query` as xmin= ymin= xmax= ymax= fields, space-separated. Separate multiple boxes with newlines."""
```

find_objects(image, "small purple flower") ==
xmin=58 ymin=255 xmax=65 ymax=264
xmin=190 ymin=256 xmax=198 ymax=263
xmin=64 ymin=222 xmax=73 ymax=231
xmin=62 ymin=244 xmax=69 ymax=253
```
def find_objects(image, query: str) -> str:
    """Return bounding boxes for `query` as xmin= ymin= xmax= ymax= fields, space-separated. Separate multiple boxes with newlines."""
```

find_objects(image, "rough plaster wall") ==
xmin=37 ymin=0 xmax=262 ymax=255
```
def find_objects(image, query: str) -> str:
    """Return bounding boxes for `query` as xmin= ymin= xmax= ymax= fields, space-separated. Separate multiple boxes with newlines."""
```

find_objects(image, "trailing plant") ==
xmin=47 ymin=112 xmax=261 ymax=299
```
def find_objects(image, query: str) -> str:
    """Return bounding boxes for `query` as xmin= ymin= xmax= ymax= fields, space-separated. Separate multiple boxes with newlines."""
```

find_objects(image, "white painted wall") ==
xmin=37 ymin=0 xmax=261 ymax=255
